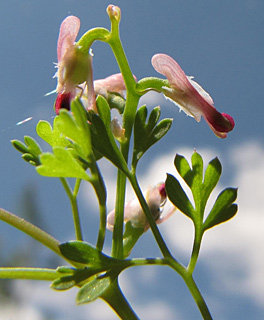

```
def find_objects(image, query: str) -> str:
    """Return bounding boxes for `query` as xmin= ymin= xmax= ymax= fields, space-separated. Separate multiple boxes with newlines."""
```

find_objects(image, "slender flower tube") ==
xmin=151 ymin=54 xmax=234 ymax=138
xmin=107 ymin=183 xmax=175 ymax=232
xmin=54 ymin=16 xmax=93 ymax=114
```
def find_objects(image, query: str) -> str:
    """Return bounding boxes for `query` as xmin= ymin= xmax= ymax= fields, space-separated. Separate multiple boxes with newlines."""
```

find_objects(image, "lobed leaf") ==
xmin=36 ymin=119 xmax=69 ymax=148
xmin=203 ymin=188 xmax=238 ymax=230
xmin=37 ymin=146 xmax=90 ymax=180
xmin=132 ymin=105 xmax=172 ymax=167
xmin=55 ymin=99 xmax=92 ymax=159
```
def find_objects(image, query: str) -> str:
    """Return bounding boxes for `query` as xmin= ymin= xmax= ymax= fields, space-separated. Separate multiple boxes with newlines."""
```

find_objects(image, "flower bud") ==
xmin=107 ymin=5 xmax=121 ymax=23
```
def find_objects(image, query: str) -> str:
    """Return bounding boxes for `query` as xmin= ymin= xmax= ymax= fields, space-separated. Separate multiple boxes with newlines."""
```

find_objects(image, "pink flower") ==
xmin=151 ymin=54 xmax=235 ymax=138
xmin=107 ymin=183 xmax=175 ymax=232
xmin=54 ymin=16 xmax=92 ymax=114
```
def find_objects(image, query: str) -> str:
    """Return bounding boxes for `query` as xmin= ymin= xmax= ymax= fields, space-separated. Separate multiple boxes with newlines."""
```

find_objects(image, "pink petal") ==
xmin=152 ymin=54 xmax=191 ymax=92
xmin=57 ymin=16 xmax=80 ymax=62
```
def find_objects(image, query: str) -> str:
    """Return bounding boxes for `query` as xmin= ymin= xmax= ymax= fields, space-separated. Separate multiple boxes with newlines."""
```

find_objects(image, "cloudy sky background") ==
xmin=0 ymin=0 xmax=263 ymax=319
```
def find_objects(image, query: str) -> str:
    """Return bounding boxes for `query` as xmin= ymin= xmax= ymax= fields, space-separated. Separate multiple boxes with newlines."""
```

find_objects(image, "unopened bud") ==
xmin=107 ymin=5 xmax=121 ymax=22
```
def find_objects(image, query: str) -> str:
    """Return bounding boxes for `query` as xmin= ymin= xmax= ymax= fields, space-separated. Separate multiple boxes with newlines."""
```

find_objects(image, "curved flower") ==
xmin=107 ymin=183 xmax=175 ymax=232
xmin=54 ymin=16 xmax=93 ymax=114
xmin=151 ymin=53 xmax=234 ymax=138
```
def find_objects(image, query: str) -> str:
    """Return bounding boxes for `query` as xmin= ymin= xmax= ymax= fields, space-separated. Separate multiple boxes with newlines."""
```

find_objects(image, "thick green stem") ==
xmin=0 ymin=208 xmax=61 ymax=256
xmin=0 ymin=268 xmax=60 ymax=281
xmin=60 ymin=178 xmax=83 ymax=241
xmin=101 ymin=278 xmax=139 ymax=320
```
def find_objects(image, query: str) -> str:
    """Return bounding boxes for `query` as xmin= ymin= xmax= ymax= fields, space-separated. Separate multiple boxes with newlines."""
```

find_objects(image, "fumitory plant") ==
xmin=0 ymin=5 xmax=237 ymax=320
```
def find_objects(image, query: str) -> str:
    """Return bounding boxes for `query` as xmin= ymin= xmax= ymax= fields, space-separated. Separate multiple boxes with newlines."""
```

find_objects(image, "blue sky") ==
xmin=0 ymin=1 xmax=263 ymax=319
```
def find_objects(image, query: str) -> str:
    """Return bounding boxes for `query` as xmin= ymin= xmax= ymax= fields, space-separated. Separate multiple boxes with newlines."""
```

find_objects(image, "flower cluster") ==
xmin=52 ymin=15 xmax=235 ymax=231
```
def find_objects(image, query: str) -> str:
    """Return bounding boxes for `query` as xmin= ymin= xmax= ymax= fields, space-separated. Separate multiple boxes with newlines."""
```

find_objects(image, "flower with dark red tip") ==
xmin=151 ymin=53 xmax=235 ymax=138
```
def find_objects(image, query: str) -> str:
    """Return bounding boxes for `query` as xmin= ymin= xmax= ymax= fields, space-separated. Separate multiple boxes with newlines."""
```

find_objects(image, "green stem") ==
xmin=168 ymin=258 xmax=212 ymax=320
xmin=112 ymin=170 xmax=126 ymax=259
xmin=90 ymin=162 xmax=107 ymax=251
xmin=60 ymin=178 xmax=83 ymax=241
xmin=188 ymin=224 xmax=203 ymax=274
xmin=101 ymin=278 xmax=139 ymax=320
xmin=0 ymin=267 xmax=60 ymax=281
xmin=0 ymin=208 xmax=61 ymax=256
xmin=136 ymin=77 xmax=169 ymax=94
xmin=105 ymin=19 xmax=141 ymax=259
xmin=183 ymin=273 xmax=213 ymax=320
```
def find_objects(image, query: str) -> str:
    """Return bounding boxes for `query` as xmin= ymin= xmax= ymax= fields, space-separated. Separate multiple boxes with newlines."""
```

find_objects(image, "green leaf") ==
xmin=55 ymin=99 xmax=92 ymax=159
xmin=132 ymin=105 xmax=172 ymax=167
xmin=190 ymin=152 xmax=204 ymax=207
xmin=203 ymin=188 xmax=238 ymax=230
xmin=11 ymin=136 xmax=42 ymax=166
xmin=107 ymin=93 xmax=126 ymax=113
xmin=203 ymin=157 xmax=222 ymax=201
xmin=77 ymin=272 xmax=114 ymax=304
xmin=165 ymin=173 xmax=195 ymax=220
xmin=36 ymin=146 xmax=90 ymax=180
xmin=36 ymin=119 xmax=69 ymax=148
xmin=123 ymin=221 xmax=145 ymax=258
xmin=51 ymin=267 xmax=101 ymax=291
xmin=59 ymin=241 xmax=119 ymax=267
xmin=87 ymin=96 xmax=128 ymax=173
xmin=174 ymin=152 xmax=220 ymax=222
xmin=174 ymin=154 xmax=193 ymax=188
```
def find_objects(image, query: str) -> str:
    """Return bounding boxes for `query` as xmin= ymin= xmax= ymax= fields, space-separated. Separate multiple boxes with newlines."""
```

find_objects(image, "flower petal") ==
xmin=57 ymin=16 xmax=80 ymax=62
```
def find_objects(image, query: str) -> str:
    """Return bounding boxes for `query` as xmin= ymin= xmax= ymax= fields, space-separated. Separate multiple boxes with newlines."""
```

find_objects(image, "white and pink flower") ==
xmin=107 ymin=183 xmax=175 ymax=232
xmin=151 ymin=53 xmax=234 ymax=138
